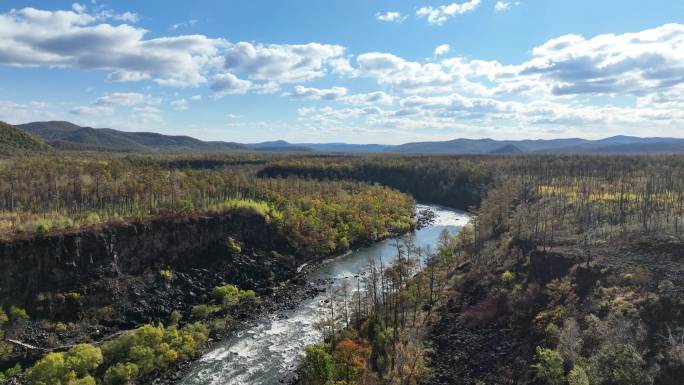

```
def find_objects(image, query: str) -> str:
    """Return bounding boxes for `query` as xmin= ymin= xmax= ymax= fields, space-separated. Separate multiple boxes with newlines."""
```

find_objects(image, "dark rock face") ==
xmin=528 ymin=250 xmax=578 ymax=284
xmin=0 ymin=210 xmax=290 ymax=312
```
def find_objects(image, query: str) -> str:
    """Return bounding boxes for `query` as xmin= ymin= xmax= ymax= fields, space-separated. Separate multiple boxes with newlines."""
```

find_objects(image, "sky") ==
xmin=0 ymin=1 xmax=684 ymax=144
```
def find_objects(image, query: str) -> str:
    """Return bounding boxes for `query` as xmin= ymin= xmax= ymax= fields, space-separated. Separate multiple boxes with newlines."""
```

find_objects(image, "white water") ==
xmin=178 ymin=204 xmax=469 ymax=385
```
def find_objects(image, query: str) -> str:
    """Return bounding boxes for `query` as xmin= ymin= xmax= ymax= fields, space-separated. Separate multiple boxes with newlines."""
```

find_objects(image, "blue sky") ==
xmin=0 ymin=1 xmax=683 ymax=143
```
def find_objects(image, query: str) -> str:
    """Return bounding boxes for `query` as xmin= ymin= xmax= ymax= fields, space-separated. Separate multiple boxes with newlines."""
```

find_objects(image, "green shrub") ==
xmin=190 ymin=304 xmax=221 ymax=320
xmin=587 ymin=344 xmax=653 ymax=385
xmin=63 ymin=292 xmax=81 ymax=301
xmin=55 ymin=322 xmax=68 ymax=332
xmin=100 ymin=322 xmax=207 ymax=381
xmin=301 ymin=344 xmax=333 ymax=385
xmin=226 ymin=236 xmax=242 ymax=254
xmin=28 ymin=344 xmax=102 ymax=385
xmin=0 ymin=364 xmax=21 ymax=384
xmin=568 ymin=365 xmax=589 ymax=385
xmin=238 ymin=289 xmax=259 ymax=304
xmin=0 ymin=341 xmax=12 ymax=361
xmin=502 ymin=270 xmax=515 ymax=285
xmin=532 ymin=347 xmax=565 ymax=385
xmin=65 ymin=344 xmax=103 ymax=376
xmin=0 ymin=308 xmax=8 ymax=329
xmin=103 ymin=362 xmax=139 ymax=385
xmin=169 ymin=310 xmax=182 ymax=326
xmin=213 ymin=284 xmax=239 ymax=306
xmin=83 ymin=212 xmax=101 ymax=226
xmin=9 ymin=305 xmax=29 ymax=321
xmin=159 ymin=269 xmax=173 ymax=281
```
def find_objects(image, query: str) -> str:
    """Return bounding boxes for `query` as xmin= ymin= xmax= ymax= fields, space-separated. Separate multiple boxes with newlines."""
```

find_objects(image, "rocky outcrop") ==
xmin=0 ymin=209 xmax=290 ymax=312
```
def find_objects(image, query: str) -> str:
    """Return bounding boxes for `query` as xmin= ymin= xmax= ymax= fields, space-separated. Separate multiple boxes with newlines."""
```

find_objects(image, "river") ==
xmin=178 ymin=204 xmax=469 ymax=385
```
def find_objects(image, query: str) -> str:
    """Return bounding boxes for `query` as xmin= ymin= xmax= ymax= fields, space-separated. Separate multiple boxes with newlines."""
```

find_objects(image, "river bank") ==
xmin=173 ymin=204 xmax=469 ymax=385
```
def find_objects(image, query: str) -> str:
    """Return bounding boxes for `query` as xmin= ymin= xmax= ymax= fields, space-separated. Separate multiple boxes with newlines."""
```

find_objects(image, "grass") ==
xmin=0 ymin=199 xmax=282 ymax=237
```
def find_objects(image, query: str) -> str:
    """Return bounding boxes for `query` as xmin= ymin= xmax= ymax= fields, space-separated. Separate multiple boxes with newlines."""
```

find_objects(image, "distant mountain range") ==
xmin=5 ymin=120 xmax=684 ymax=155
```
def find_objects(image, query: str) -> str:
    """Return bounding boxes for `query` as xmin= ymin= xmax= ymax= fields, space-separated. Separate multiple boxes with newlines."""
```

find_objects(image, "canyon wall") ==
xmin=0 ymin=209 xmax=290 ymax=311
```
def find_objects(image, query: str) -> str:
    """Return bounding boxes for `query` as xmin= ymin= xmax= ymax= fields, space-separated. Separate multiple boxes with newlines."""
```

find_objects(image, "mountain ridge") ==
xmin=12 ymin=121 xmax=684 ymax=154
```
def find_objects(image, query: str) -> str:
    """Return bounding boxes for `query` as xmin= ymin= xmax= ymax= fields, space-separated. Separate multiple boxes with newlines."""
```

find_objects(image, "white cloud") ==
xmin=356 ymin=52 xmax=478 ymax=94
xmin=72 ymin=3 xmax=87 ymax=14
xmin=521 ymin=23 xmax=684 ymax=96
xmin=0 ymin=7 xmax=227 ymax=86
xmin=342 ymin=91 xmax=395 ymax=106
xmin=252 ymin=81 xmax=280 ymax=94
xmin=131 ymin=106 xmax=162 ymax=123
xmin=494 ymin=2 xmax=520 ymax=12
xmin=417 ymin=0 xmax=481 ymax=25
xmin=285 ymin=86 xmax=348 ymax=100
xmin=171 ymin=99 xmax=188 ymax=110
xmin=112 ymin=11 xmax=139 ymax=23
xmin=70 ymin=105 xmax=115 ymax=116
xmin=0 ymin=100 xmax=59 ymax=123
xmin=434 ymin=44 xmax=450 ymax=56
xmin=170 ymin=19 xmax=198 ymax=31
xmin=210 ymin=73 xmax=252 ymax=96
xmin=190 ymin=95 xmax=202 ymax=101
xmin=329 ymin=57 xmax=357 ymax=76
xmin=224 ymin=42 xmax=345 ymax=83
xmin=375 ymin=12 xmax=406 ymax=23
xmin=293 ymin=24 xmax=684 ymax=139
xmin=95 ymin=92 xmax=159 ymax=106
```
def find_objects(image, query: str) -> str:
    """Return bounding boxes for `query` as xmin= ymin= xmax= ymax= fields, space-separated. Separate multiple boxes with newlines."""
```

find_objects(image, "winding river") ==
xmin=178 ymin=204 xmax=469 ymax=385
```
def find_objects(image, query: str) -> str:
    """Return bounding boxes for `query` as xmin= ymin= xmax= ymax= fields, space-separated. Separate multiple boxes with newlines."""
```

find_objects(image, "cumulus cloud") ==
xmin=356 ymin=52 xmax=479 ymax=94
xmin=434 ymin=44 xmax=450 ymax=56
xmin=375 ymin=12 xmax=406 ymax=23
xmin=285 ymin=86 xmax=348 ymax=100
xmin=170 ymin=99 xmax=188 ymax=110
xmin=210 ymin=73 xmax=252 ymax=96
xmin=521 ymin=23 xmax=684 ymax=96
xmin=0 ymin=6 xmax=227 ymax=86
xmin=70 ymin=105 xmax=115 ymax=116
xmin=132 ymin=106 xmax=162 ymax=123
xmin=0 ymin=100 xmax=59 ymax=123
xmin=94 ymin=92 xmax=160 ymax=106
xmin=70 ymin=92 xmax=161 ymax=119
xmin=252 ymin=81 xmax=280 ymax=94
xmin=417 ymin=0 xmax=481 ymax=25
xmin=295 ymin=24 xmax=684 ymax=138
xmin=342 ymin=91 xmax=395 ymax=106
xmin=494 ymin=2 xmax=520 ymax=12
xmin=224 ymin=42 xmax=345 ymax=83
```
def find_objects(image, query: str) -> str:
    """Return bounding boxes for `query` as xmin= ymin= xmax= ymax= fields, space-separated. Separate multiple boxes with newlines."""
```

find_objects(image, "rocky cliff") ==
xmin=0 ymin=208 xmax=291 ymax=314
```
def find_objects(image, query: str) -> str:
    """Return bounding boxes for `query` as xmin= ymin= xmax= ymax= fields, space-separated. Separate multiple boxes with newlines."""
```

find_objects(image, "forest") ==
xmin=288 ymin=154 xmax=684 ymax=385
xmin=0 ymin=154 xmax=414 ymax=256
xmin=0 ymin=152 xmax=683 ymax=385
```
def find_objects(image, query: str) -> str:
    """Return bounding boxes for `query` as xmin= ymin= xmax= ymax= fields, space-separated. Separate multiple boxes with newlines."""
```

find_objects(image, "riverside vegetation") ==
xmin=1 ymin=153 xmax=683 ymax=385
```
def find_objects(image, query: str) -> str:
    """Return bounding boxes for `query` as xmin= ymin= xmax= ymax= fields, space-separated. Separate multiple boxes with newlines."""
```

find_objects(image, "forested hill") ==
xmin=0 ymin=121 xmax=51 ymax=155
xmin=17 ymin=121 xmax=247 ymax=152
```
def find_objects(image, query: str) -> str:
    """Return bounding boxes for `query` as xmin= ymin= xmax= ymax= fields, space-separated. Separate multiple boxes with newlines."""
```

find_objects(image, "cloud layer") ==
xmin=1 ymin=4 xmax=683 ymax=141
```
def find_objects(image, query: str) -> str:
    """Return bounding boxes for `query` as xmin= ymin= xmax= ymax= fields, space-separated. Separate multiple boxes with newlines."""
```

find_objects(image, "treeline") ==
xmin=260 ymin=154 xmax=684 ymax=242
xmin=259 ymin=155 xmax=499 ymax=210
xmin=0 ymin=154 xmax=415 ymax=256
